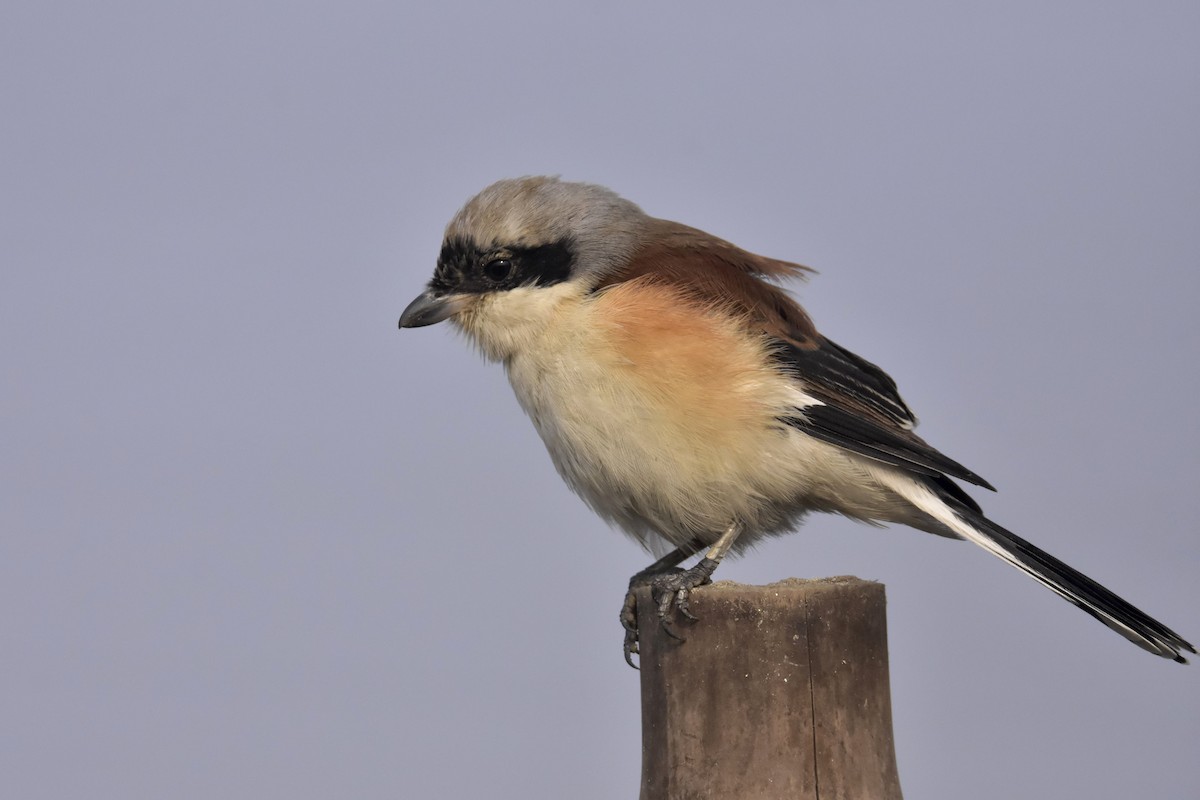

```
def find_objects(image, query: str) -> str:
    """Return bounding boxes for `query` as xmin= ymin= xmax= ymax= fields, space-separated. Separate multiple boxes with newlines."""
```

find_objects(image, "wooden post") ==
xmin=637 ymin=577 xmax=903 ymax=800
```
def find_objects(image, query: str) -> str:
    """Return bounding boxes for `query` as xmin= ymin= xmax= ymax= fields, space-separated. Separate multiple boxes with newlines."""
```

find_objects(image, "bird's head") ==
xmin=399 ymin=176 xmax=648 ymax=360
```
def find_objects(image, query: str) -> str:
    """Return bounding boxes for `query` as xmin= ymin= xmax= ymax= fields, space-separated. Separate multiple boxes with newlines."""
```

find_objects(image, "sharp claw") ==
xmin=676 ymin=588 xmax=698 ymax=622
xmin=660 ymin=616 xmax=687 ymax=642
xmin=658 ymin=589 xmax=689 ymax=640
xmin=624 ymin=633 xmax=640 ymax=669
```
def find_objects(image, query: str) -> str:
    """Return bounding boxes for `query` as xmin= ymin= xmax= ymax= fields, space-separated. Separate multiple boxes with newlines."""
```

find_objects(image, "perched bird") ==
xmin=399 ymin=176 xmax=1194 ymax=666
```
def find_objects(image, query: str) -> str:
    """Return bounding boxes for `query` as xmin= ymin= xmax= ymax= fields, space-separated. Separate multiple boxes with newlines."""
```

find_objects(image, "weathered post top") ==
xmin=637 ymin=577 xmax=902 ymax=800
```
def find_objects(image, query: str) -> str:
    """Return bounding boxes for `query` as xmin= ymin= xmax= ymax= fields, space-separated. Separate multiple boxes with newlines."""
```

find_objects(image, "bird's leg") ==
xmin=621 ymin=523 xmax=744 ymax=668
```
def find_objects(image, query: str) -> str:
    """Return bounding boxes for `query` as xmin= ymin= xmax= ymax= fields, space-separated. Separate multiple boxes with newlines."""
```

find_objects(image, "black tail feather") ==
xmin=954 ymin=507 xmax=1195 ymax=663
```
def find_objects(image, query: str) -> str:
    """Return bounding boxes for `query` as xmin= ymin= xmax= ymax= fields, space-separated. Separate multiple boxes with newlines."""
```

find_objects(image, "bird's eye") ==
xmin=483 ymin=258 xmax=514 ymax=281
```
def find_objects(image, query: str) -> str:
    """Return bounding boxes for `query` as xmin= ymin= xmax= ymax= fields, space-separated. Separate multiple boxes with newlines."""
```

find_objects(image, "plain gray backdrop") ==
xmin=3 ymin=2 xmax=1197 ymax=798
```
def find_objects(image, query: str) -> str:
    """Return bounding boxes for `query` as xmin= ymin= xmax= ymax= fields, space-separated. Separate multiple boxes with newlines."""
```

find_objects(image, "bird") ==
xmin=399 ymin=175 xmax=1194 ymax=667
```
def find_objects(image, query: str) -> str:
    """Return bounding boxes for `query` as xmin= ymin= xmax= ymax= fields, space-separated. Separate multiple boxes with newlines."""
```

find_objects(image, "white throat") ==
xmin=453 ymin=282 xmax=585 ymax=363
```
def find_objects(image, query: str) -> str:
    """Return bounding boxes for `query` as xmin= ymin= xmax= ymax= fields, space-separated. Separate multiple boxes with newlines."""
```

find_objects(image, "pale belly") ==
xmin=503 ymin=340 xmax=855 ymax=551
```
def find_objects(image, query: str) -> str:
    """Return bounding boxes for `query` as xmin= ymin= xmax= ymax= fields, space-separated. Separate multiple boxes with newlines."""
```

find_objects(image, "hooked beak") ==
xmin=399 ymin=291 xmax=467 ymax=328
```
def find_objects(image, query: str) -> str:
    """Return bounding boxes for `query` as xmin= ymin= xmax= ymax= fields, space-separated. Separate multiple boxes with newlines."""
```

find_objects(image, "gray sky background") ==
xmin=3 ymin=3 xmax=1198 ymax=798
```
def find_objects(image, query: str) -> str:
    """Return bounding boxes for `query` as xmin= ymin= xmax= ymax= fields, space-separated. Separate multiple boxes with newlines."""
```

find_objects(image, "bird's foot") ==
xmin=620 ymin=557 xmax=718 ymax=669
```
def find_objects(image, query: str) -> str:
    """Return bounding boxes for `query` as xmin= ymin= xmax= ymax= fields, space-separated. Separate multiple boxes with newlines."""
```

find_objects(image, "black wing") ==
xmin=773 ymin=335 xmax=996 ymax=493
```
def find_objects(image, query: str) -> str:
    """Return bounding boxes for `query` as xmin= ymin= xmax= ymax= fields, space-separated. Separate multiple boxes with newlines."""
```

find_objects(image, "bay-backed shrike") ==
xmin=400 ymin=176 xmax=1194 ymax=666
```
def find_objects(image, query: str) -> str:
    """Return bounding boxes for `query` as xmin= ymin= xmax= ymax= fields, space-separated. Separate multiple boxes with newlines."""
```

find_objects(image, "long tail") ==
xmin=903 ymin=478 xmax=1196 ymax=663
